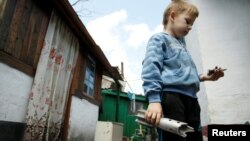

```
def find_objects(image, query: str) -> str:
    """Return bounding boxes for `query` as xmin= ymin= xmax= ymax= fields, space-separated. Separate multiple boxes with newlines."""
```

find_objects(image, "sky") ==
xmin=69 ymin=0 xmax=171 ymax=94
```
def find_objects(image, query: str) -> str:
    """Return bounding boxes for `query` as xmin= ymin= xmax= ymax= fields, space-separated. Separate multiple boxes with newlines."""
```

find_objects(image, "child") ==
xmin=141 ymin=0 xmax=225 ymax=141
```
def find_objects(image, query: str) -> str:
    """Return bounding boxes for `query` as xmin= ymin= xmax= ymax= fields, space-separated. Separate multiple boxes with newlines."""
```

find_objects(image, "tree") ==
xmin=69 ymin=0 xmax=93 ymax=17
xmin=71 ymin=0 xmax=89 ymax=6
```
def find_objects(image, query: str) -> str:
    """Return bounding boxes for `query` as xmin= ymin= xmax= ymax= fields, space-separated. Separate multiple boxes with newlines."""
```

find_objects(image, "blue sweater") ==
xmin=141 ymin=32 xmax=200 ymax=103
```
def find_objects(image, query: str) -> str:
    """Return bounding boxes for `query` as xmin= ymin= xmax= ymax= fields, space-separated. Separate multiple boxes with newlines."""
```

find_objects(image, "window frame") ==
xmin=83 ymin=55 xmax=96 ymax=97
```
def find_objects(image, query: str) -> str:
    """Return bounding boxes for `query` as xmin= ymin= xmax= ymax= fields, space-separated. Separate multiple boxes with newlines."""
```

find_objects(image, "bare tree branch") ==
xmin=71 ymin=0 xmax=88 ymax=6
xmin=70 ymin=0 xmax=95 ymax=17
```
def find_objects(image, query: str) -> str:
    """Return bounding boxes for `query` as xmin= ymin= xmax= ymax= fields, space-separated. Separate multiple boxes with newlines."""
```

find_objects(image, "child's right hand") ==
xmin=145 ymin=102 xmax=163 ymax=126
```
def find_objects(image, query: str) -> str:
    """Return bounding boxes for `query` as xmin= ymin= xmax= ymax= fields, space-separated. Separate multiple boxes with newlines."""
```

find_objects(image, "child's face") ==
xmin=171 ymin=12 xmax=196 ymax=37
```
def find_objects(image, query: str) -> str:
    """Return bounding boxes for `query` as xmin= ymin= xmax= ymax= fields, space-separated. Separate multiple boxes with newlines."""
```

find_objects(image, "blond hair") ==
xmin=163 ymin=0 xmax=199 ymax=27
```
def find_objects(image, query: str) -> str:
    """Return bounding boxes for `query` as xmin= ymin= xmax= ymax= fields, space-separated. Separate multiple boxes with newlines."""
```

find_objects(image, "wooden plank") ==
xmin=20 ymin=3 xmax=49 ymax=66
xmin=94 ymin=66 xmax=103 ymax=103
xmin=4 ymin=0 xmax=26 ymax=54
xmin=0 ymin=0 xmax=17 ymax=50
xmin=12 ymin=0 xmax=33 ymax=58
xmin=69 ymin=52 xmax=82 ymax=96
xmin=19 ymin=2 xmax=36 ymax=64
xmin=62 ymin=89 xmax=72 ymax=141
xmin=32 ymin=0 xmax=52 ymax=16
xmin=32 ymin=11 xmax=50 ymax=68
xmin=19 ymin=2 xmax=36 ymax=60
xmin=0 ymin=51 xmax=35 ymax=76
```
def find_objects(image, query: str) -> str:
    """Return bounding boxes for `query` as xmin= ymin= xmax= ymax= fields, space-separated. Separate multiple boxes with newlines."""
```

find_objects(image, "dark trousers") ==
xmin=159 ymin=93 xmax=203 ymax=141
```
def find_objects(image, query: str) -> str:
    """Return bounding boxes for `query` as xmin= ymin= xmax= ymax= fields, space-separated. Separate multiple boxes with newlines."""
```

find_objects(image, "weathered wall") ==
xmin=0 ymin=63 xmax=33 ymax=122
xmin=67 ymin=96 xmax=99 ymax=141
xmin=189 ymin=0 xmax=250 ymax=124
xmin=185 ymin=23 xmax=209 ymax=126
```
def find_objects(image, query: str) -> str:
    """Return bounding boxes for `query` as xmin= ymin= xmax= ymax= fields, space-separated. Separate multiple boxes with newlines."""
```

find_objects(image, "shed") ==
xmin=0 ymin=0 xmax=123 ymax=140
xmin=99 ymin=89 xmax=148 ymax=139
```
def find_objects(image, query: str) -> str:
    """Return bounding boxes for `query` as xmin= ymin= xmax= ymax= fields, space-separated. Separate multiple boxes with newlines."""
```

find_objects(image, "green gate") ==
xmin=99 ymin=89 xmax=148 ymax=138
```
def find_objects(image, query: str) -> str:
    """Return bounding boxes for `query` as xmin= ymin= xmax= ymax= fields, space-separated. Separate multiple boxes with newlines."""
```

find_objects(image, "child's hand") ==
xmin=200 ymin=66 xmax=226 ymax=81
xmin=145 ymin=103 xmax=163 ymax=126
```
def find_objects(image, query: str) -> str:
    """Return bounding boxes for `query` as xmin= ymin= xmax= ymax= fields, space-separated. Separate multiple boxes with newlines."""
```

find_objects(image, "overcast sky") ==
xmin=70 ymin=0 xmax=171 ymax=94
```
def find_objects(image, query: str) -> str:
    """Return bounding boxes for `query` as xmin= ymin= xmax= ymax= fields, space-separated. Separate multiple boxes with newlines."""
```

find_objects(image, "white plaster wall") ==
xmin=190 ymin=0 xmax=250 ymax=124
xmin=68 ymin=96 xmax=99 ymax=141
xmin=185 ymin=23 xmax=209 ymax=126
xmin=0 ymin=63 xmax=33 ymax=122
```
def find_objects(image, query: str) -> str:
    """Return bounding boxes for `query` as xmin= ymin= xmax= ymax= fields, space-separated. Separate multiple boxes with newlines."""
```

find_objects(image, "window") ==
xmin=83 ymin=55 xmax=96 ymax=96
